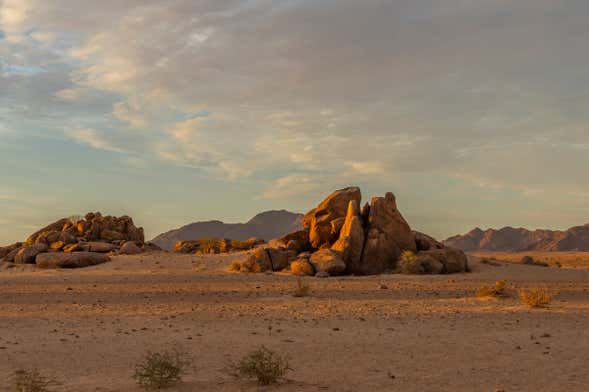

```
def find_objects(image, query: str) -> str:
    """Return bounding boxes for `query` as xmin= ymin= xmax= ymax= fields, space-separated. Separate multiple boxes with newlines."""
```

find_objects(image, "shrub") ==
xmin=230 ymin=240 xmax=256 ymax=251
xmin=229 ymin=346 xmax=291 ymax=385
xmin=291 ymin=260 xmax=314 ymax=276
xmin=292 ymin=278 xmax=310 ymax=297
xmin=228 ymin=260 xmax=243 ymax=272
xmin=397 ymin=251 xmax=438 ymax=274
xmin=520 ymin=288 xmax=552 ymax=308
xmin=133 ymin=348 xmax=191 ymax=389
xmin=477 ymin=280 xmax=508 ymax=298
xmin=11 ymin=369 xmax=59 ymax=392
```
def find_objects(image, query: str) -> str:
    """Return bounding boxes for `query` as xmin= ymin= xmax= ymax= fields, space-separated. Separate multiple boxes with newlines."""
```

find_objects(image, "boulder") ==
xmin=119 ymin=241 xmax=142 ymax=255
xmin=266 ymin=247 xmax=296 ymax=271
xmin=309 ymin=248 xmax=346 ymax=275
xmin=331 ymin=200 xmax=365 ymax=273
xmin=0 ymin=242 xmax=23 ymax=259
xmin=86 ymin=242 xmax=118 ymax=253
xmin=36 ymin=252 xmax=110 ymax=269
xmin=271 ymin=230 xmax=311 ymax=253
xmin=304 ymin=187 xmax=361 ymax=249
xmin=241 ymin=247 xmax=273 ymax=272
xmin=358 ymin=193 xmax=416 ymax=274
xmin=63 ymin=242 xmax=90 ymax=253
xmin=290 ymin=259 xmax=315 ymax=276
xmin=14 ymin=244 xmax=48 ymax=264
xmin=25 ymin=218 xmax=70 ymax=245
xmin=101 ymin=229 xmax=126 ymax=241
xmin=2 ymin=247 xmax=21 ymax=263
xmin=418 ymin=248 xmax=468 ymax=274
xmin=49 ymin=241 xmax=65 ymax=251
xmin=414 ymin=231 xmax=445 ymax=251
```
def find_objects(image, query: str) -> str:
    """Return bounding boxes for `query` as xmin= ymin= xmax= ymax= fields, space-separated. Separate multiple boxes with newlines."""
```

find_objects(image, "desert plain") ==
xmin=1 ymin=251 xmax=588 ymax=392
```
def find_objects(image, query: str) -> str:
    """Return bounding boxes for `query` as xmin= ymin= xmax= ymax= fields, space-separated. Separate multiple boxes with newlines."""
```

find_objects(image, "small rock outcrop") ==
xmin=231 ymin=186 xmax=468 ymax=276
xmin=0 ymin=212 xmax=151 ymax=269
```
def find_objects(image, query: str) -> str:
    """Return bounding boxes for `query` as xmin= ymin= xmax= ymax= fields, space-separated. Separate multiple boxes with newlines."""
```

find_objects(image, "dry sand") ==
xmin=1 ymin=252 xmax=589 ymax=391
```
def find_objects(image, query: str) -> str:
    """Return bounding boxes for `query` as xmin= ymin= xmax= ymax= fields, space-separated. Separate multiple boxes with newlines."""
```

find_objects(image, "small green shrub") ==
xmin=133 ymin=348 xmax=191 ymax=389
xmin=11 ymin=369 xmax=59 ymax=392
xmin=229 ymin=346 xmax=291 ymax=385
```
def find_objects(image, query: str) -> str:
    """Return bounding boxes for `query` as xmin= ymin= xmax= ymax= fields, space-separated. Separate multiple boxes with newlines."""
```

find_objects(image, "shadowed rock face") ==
xmin=356 ymin=193 xmax=416 ymax=275
xmin=444 ymin=224 xmax=589 ymax=252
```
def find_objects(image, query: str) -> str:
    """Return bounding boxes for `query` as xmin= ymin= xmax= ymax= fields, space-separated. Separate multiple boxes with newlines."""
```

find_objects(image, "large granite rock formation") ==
xmin=232 ymin=186 xmax=468 ymax=276
xmin=0 ymin=212 xmax=153 ymax=269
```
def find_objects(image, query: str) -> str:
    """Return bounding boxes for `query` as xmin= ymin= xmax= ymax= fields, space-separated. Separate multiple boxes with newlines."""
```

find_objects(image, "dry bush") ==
xmin=290 ymin=260 xmax=313 ymax=276
xmin=228 ymin=346 xmax=291 ymax=385
xmin=477 ymin=280 xmax=508 ymax=298
xmin=519 ymin=288 xmax=552 ymax=308
xmin=292 ymin=278 xmax=310 ymax=297
xmin=397 ymin=251 xmax=437 ymax=274
xmin=230 ymin=240 xmax=256 ymax=251
xmin=11 ymin=369 xmax=59 ymax=392
xmin=133 ymin=348 xmax=192 ymax=390
xmin=228 ymin=260 xmax=243 ymax=272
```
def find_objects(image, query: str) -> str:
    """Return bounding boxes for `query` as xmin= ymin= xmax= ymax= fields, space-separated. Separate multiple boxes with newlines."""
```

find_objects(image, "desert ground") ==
xmin=1 ymin=252 xmax=589 ymax=391
xmin=470 ymin=251 xmax=589 ymax=269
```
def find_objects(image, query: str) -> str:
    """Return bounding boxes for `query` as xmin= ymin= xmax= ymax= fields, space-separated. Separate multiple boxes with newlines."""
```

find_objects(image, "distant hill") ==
xmin=443 ymin=224 xmax=589 ymax=252
xmin=151 ymin=210 xmax=303 ymax=251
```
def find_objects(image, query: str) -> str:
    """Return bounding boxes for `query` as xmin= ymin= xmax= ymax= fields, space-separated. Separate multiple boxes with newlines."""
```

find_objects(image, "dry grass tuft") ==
xmin=519 ymin=288 xmax=552 ymax=308
xmin=228 ymin=346 xmax=291 ymax=385
xmin=228 ymin=261 xmax=243 ymax=272
xmin=11 ymin=369 xmax=59 ymax=392
xmin=292 ymin=277 xmax=310 ymax=297
xmin=133 ymin=348 xmax=192 ymax=390
xmin=476 ymin=280 xmax=508 ymax=298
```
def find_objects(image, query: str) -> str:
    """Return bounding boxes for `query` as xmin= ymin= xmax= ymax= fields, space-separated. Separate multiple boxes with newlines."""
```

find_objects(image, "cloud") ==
xmin=261 ymin=174 xmax=322 ymax=200
xmin=2 ymin=0 xmax=589 ymax=238
xmin=64 ymin=127 xmax=127 ymax=153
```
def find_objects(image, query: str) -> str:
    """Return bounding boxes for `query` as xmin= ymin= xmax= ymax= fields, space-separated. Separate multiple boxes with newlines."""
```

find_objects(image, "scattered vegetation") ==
xmin=521 ymin=255 xmax=549 ymax=267
xmin=396 ymin=251 xmax=438 ymax=274
xmin=230 ymin=240 xmax=256 ymax=251
xmin=519 ymin=288 xmax=552 ymax=308
xmin=292 ymin=277 xmax=310 ymax=297
xmin=477 ymin=280 xmax=508 ymax=298
xmin=228 ymin=346 xmax=291 ymax=385
xmin=133 ymin=348 xmax=192 ymax=390
xmin=10 ymin=369 xmax=59 ymax=392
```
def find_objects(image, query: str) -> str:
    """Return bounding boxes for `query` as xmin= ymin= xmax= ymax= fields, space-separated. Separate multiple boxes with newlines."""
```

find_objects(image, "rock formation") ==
xmin=0 ymin=212 xmax=154 ymax=269
xmin=232 ymin=186 xmax=468 ymax=276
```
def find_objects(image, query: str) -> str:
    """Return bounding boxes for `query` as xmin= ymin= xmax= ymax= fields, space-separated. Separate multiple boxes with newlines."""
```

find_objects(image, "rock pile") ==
xmin=0 ymin=212 xmax=155 ymax=269
xmin=233 ymin=187 xmax=468 ymax=276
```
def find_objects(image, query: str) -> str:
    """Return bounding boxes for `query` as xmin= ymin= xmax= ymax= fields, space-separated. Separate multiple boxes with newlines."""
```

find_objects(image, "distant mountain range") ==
xmin=443 ymin=224 xmax=589 ymax=252
xmin=151 ymin=210 xmax=303 ymax=251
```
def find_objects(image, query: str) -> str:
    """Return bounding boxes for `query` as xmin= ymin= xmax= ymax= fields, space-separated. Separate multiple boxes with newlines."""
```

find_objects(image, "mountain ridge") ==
xmin=151 ymin=210 xmax=303 ymax=251
xmin=443 ymin=223 xmax=589 ymax=252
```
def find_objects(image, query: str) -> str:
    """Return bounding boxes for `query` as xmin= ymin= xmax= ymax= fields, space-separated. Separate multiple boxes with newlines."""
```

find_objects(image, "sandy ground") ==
xmin=470 ymin=251 xmax=589 ymax=269
xmin=1 ymin=252 xmax=589 ymax=391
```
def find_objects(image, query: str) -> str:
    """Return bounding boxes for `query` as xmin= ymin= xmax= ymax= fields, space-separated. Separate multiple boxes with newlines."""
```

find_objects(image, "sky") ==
xmin=1 ymin=0 xmax=589 ymax=244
